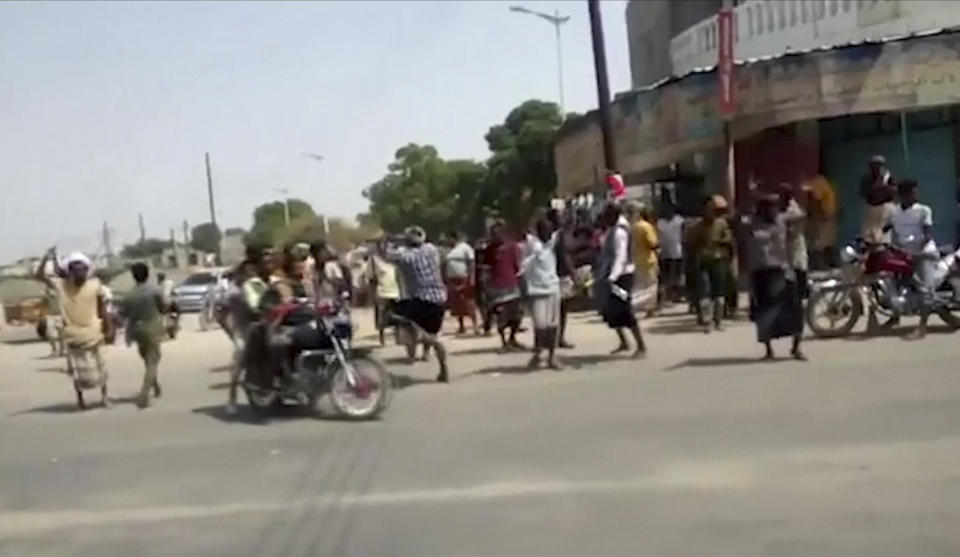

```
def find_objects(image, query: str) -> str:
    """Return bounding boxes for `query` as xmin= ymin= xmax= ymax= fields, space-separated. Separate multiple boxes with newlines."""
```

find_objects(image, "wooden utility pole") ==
xmin=205 ymin=153 xmax=217 ymax=228
xmin=205 ymin=152 xmax=222 ymax=264
xmin=138 ymin=213 xmax=146 ymax=243
xmin=102 ymin=221 xmax=113 ymax=267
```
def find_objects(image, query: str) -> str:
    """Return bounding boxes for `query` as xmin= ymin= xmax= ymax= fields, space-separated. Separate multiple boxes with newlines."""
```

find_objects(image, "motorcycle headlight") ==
xmin=840 ymin=245 xmax=860 ymax=264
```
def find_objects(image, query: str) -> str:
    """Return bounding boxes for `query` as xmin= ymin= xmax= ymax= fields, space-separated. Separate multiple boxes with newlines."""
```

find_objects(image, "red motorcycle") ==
xmin=806 ymin=238 xmax=960 ymax=337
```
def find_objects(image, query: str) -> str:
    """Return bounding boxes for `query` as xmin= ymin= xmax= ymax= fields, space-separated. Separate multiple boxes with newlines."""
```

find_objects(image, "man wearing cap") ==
xmin=384 ymin=226 xmax=450 ymax=382
xmin=35 ymin=246 xmax=110 ymax=408
xmin=860 ymin=155 xmax=895 ymax=244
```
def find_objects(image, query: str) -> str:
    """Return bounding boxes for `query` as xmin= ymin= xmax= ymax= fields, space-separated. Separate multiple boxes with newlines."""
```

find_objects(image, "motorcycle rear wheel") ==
xmin=329 ymin=357 xmax=391 ymax=420
xmin=806 ymin=288 xmax=863 ymax=338
xmin=936 ymin=281 xmax=960 ymax=328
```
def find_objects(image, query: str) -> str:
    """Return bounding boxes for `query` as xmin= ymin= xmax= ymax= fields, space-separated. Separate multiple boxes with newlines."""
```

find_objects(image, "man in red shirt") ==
xmin=484 ymin=221 xmax=525 ymax=350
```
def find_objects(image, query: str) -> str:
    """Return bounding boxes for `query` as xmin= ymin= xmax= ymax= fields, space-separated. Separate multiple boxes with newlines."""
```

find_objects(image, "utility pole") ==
xmin=205 ymin=152 xmax=222 ymax=264
xmin=588 ymin=0 xmax=617 ymax=174
xmin=102 ymin=221 xmax=113 ymax=267
xmin=138 ymin=213 xmax=146 ymax=243
xmin=205 ymin=153 xmax=217 ymax=228
xmin=182 ymin=220 xmax=190 ymax=246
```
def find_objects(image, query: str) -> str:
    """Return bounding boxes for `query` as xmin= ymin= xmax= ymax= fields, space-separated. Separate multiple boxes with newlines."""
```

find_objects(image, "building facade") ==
xmin=626 ymin=0 xmax=723 ymax=88
xmin=557 ymin=0 xmax=960 ymax=249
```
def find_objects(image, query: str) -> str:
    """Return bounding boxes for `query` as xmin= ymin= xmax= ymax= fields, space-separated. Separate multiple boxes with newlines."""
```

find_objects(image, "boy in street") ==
xmin=123 ymin=263 xmax=164 ymax=408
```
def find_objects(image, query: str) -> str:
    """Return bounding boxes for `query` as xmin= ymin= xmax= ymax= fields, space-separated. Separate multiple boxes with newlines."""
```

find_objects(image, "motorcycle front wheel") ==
xmin=328 ymin=356 xmax=391 ymax=420
xmin=244 ymin=385 xmax=279 ymax=413
xmin=806 ymin=287 xmax=863 ymax=338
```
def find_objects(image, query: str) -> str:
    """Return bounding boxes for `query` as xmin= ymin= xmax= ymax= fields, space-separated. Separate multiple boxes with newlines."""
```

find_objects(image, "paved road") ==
xmin=2 ymin=310 xmax=959 ymax=556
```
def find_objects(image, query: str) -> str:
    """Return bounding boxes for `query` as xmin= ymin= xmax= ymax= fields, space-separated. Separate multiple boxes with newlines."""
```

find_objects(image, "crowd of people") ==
xmin=26 ymin=154 xmax=952 ymax=411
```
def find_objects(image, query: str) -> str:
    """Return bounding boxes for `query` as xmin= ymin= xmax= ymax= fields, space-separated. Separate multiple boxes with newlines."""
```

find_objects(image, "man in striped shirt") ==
xmin=385 ymin=226 xmax=449 ymax=382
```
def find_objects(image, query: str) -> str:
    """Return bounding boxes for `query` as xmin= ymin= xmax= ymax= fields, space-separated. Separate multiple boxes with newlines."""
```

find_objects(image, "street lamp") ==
xmin=509 ymin=5 xmax=570 ymax=114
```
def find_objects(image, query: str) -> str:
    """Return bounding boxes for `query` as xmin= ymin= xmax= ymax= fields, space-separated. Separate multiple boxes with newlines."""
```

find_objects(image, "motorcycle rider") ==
xmin=886 ymin=179 xmax=937 ymax=340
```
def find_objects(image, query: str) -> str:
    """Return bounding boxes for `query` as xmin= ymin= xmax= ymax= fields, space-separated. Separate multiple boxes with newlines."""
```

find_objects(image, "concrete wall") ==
xmin=626 ymin=0 xmax=721 ymax=88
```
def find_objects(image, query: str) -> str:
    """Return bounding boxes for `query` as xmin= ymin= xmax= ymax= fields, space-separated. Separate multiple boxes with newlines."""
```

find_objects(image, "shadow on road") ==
xmin=389 ymin=372 xmax=438 ymax=390
xmin=467 ymin=353 xmax=626 ymax=376
xmin=209 ymin=364 xmax=233 ymax=373
xmin=35 ymin=365 xmax=65 ymax=373
xmin=450 ymin=345 xmax=505 ymax=357
xmin=1 ymin=337 xmax=42 ymax=346
xmin=6 ymin=395 xmax=142 ymax=417
xmin=191 ymin=404 xmax=295 ymax=425
xmin=209 ymin=381 xmax=230 ymax=390
xmin=662 ymin=356 xmax=769 ymax=371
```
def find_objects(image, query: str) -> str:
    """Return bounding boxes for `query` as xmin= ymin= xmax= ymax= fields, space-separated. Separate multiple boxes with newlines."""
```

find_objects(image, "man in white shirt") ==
xmin=656 ymin=205 xmax=684 ymax=306
xmin=444 ymin=231 xmax=478 ymax=335
xmin=886 ymin=179 xmax=936 ymax=339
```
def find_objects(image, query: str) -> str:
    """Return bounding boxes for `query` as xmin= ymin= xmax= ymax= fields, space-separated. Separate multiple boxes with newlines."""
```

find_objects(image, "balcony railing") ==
xmin=670 ymin=0 xmax=960 ymax=78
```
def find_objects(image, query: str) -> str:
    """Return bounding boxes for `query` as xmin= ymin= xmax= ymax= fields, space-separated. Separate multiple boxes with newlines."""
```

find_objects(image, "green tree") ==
xmin=245 ymin=199 xmax=316 ymax=246
xmin=484 ymin=99 xmax=563 ymax=227
xmin=362 ymin=144 xmax=485 ymax=239
xmin=120 ymin=238 xmax=169 ymax=259
xmin=190 ymin=222 xmax=222 ymax=253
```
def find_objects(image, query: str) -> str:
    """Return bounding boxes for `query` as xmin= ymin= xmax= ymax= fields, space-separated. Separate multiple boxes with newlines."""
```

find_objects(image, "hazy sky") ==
xmin=0 ymin=0 xmax=630 ymax=262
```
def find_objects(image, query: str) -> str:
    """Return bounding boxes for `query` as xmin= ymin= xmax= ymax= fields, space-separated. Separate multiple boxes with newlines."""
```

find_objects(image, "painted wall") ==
xmin=734 ymin=121 xmax=821 ymax=209
xmin=821 ymin=110 xmax=959 ymax=246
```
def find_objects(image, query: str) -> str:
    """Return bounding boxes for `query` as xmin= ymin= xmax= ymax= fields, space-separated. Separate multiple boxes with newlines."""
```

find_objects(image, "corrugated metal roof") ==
xmin=614 ymin=26 xmax=960 ymax=101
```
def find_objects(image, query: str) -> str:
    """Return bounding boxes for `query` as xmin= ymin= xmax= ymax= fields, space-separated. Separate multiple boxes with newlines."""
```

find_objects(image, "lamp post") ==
xmin=509 ymin=5 xmax=570 ymax=114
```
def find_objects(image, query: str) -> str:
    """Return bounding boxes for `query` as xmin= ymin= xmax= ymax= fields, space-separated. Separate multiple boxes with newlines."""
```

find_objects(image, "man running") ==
xmin=122 ymin=263 xmax=165 ymax=408
xmin=384 ymin=226 xmax=450 ymax=382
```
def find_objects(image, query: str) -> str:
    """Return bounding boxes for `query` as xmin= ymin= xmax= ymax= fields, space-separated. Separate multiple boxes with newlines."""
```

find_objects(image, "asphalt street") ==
xmin=1 ymin=309 xmax=959 ymax=556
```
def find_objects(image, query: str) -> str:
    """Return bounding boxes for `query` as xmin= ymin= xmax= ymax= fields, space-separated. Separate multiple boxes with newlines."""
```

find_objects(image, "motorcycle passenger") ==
xmin=226 ymin=244 xmax=277 ymax=413
xmin=886 ymin=179 xmax=936 ymax=340
xmin=384 ymin=226 xmax=450 ymax=383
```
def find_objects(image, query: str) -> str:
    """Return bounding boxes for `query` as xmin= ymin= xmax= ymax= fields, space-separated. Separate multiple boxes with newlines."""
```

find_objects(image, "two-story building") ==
xmin=557 ymin=0 xmax=960 ymax=245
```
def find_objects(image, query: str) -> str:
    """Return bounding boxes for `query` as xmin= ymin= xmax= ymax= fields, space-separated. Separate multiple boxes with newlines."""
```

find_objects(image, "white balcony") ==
xmin=670 ymin=0 xmax=960 ymax=78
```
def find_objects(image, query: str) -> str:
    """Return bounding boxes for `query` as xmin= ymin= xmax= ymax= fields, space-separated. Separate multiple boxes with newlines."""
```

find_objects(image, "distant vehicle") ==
xmin=172 ymin=269 xmax=227 ymax=313
xmin=0 ymin=277 xmax=54 ymax=339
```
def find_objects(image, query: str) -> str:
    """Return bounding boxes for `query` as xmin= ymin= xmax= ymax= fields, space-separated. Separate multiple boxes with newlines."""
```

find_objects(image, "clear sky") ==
xmin=0 ymin=0 xmax=630 ymax=263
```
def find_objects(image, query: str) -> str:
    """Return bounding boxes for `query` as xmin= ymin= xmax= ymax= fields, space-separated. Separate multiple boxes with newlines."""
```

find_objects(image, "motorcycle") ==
xmin=806 ymin=238 xmax=960 ymax=337
xmin=243 ymin=299 xmax=390 ymax=419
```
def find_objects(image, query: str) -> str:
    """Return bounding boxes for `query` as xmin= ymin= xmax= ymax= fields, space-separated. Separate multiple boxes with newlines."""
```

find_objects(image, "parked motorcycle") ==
xmin=243 ymin=299 xmax=390 ymax=419
xmin=806 ymin=238 xmax=960 ymax=337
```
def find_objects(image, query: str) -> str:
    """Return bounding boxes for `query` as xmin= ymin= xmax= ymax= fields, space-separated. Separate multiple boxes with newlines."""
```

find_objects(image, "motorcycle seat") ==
xmin=938 ymin=244 xmax=955 ymax=257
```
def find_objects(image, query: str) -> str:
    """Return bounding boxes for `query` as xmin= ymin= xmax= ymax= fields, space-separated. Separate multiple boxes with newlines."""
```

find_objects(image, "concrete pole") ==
xmin=588 ymin=0 xmax=617 ymax=174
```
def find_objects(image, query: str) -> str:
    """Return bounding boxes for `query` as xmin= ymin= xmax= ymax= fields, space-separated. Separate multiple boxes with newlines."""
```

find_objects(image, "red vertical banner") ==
xmin=717 ymin=8 xmax=735 ymax=119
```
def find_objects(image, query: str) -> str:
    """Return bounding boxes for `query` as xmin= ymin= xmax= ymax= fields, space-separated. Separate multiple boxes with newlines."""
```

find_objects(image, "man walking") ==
xmin=122 ymin=263 xmax=164 ymax=408
xmin=444 ymin=231 xmax=479 ymax=335
xmin=35 ymin=248 xmax=110 ymax=408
